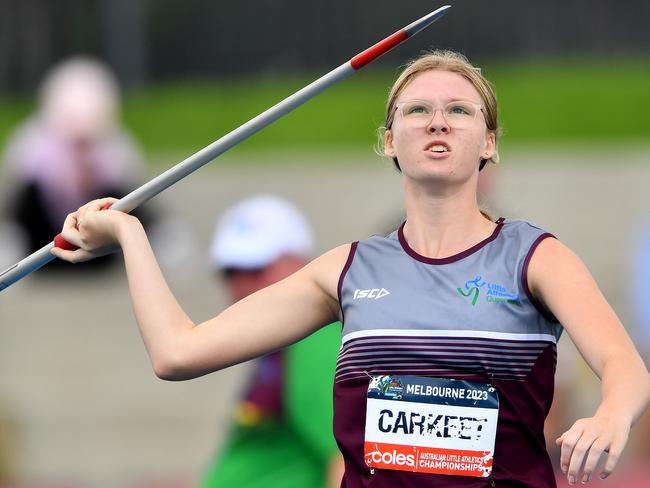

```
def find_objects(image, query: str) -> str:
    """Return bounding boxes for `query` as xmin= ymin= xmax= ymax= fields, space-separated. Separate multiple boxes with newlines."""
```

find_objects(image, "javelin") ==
xmin=0 ymin=5 xmax=452 ymax=292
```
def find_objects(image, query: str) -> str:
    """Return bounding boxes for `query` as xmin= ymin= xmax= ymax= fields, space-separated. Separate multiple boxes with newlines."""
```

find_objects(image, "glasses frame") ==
xmin=393 ymin=99 xmax=485 ymax=129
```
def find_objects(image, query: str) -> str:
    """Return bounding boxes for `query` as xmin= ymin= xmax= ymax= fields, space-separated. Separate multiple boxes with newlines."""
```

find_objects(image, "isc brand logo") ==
xmin=365 ymin=447 xmax=416 ymax=467
xmin=353 ymin=288 xmax=390 ymax=300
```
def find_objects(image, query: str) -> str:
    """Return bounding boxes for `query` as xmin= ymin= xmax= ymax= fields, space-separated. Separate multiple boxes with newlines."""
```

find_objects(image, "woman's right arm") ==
xmin=52 ymin=198 xmax=349 ymax=381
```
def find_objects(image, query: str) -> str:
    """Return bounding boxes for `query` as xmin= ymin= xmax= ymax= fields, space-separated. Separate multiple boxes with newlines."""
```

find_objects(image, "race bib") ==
xmin=364 ymin=375 xmax=499 ymax=477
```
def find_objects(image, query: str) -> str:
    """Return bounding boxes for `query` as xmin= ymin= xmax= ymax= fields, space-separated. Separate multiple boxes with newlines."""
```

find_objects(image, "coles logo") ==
xmin=365 ymin=444 xmax=416 ymax=468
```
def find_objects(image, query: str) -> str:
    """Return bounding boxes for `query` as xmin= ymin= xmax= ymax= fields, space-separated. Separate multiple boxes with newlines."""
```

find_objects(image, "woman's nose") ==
xmin=427 ymin=109 xmax=450 ymax=133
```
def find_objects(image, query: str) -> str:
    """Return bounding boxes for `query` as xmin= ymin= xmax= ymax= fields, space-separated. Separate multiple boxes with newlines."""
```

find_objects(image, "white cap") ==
xmin=211 ymin=195 xmax=314 ymax=270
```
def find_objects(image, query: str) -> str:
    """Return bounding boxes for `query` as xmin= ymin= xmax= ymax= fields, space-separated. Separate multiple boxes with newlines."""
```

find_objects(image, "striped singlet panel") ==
xmin=334 ymin=219 xmax=562 ymax=488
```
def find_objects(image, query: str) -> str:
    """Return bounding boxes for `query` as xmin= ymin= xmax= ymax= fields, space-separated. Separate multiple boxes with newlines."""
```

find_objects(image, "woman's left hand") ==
xmin=556 ymin=413 xmax=630 ymax=485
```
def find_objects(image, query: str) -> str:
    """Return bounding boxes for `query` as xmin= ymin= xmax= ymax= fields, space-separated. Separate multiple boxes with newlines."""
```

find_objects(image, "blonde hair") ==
xmin=378 ymin=49 xmax=501 ymax=171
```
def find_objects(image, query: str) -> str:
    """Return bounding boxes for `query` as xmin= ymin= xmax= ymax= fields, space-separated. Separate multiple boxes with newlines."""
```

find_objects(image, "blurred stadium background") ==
xmin=0 ymin=0 xmax=649 ymax=487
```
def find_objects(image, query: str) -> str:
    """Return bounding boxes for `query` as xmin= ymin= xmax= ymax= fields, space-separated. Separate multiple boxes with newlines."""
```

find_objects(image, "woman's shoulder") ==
xmin=499 ymin=217 xmax=556 ymax=244
xmin=501 ymin=217 xmax=552 ymax=233
xmin=314 ymin=243 xmax=356 ymax=265
xmin=302 ymin=243 xmax=356 ymax=299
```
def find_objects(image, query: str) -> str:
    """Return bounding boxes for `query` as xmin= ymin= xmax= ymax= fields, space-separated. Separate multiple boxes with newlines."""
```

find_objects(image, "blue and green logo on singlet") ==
xmin=457 ymin=276 xmax=521 ymax=306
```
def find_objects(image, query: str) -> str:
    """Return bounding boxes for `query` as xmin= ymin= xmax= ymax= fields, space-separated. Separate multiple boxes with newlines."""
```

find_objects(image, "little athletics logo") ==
xmin=457 ymin=276 xmax=520 ymax=306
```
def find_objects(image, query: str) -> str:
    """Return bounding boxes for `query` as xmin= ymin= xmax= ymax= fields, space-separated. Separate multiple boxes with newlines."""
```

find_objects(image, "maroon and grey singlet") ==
xmin=335 ymin=218 xmax=563 ymax=487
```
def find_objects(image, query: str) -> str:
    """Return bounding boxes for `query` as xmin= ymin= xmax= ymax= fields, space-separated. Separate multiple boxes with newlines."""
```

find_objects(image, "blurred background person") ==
xmin=1 ymin=56 xmax=147 ymax=269
xmin=202 ymin=194 xmax=344 ymax=488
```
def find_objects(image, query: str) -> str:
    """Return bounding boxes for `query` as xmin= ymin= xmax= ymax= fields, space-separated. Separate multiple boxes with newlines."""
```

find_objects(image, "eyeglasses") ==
xmin=394 ymin=99 xmax=484 ymax=129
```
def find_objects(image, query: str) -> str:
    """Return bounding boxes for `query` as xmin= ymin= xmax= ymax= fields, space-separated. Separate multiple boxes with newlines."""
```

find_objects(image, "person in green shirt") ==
xmin=202 ymin=194 xmax=344 ymax=488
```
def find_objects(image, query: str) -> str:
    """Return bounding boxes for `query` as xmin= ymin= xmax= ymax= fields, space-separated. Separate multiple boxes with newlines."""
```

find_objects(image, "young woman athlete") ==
xmin=52 ymin=50 xmax=650 ymax=487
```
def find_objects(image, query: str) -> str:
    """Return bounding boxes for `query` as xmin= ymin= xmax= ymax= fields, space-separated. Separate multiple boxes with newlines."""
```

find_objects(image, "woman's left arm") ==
xmin=528 ymin=237 xmax=650 ymax=485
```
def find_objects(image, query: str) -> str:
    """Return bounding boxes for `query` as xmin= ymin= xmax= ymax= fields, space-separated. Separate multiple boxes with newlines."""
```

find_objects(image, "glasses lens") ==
xmin=444 ymin=101 xmax=479 ymax=127
xmin=400 ymin=101 xmax=433 ymax=121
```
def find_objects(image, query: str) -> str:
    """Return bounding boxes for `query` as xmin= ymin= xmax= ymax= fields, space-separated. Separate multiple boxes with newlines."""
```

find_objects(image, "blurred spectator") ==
xmin=202 ymin=194 xmax=344 ymax=488
xmin=1 ymin=56 xmax=147 ymax=269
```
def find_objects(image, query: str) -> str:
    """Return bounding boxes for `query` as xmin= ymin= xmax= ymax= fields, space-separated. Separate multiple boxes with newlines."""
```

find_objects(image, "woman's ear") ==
xmin=384 ymin=129 xmax=396 ymax=157
xmin=482 ymin=131 xmax=496 ymax=160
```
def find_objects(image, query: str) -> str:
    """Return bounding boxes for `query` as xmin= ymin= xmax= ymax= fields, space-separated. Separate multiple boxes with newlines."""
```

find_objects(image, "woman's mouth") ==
xmin=429 ymin=144 xmax=449 ymax=153
xmin=424 ymin=141 xmax=451 ymax=155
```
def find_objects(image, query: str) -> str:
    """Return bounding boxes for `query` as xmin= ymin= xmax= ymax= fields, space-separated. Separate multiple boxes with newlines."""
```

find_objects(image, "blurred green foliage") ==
xmin=1 ymin=58 xmax=649 ymax=165
xmin=487 ymin=58 xmax=650 ymax=143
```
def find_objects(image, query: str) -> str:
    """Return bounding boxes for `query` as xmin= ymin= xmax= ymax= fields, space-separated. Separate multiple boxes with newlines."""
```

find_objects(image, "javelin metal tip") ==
xmin=404 ymin=5 xmax=452 ymax=36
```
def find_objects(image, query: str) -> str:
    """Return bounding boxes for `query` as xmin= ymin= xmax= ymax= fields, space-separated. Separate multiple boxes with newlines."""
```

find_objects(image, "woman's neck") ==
xmin=402 ymin=177 xmax=496 ymax=259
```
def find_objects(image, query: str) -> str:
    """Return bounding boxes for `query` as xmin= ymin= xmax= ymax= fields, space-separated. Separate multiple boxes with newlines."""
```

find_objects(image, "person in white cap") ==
xmin=203 ymin=195 xmax=344 ymax=488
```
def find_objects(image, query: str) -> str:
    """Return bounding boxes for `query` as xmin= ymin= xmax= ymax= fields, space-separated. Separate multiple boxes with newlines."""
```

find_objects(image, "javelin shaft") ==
xmin=107 ymin=63 xmax=355 ymax=214
xmin=0 ymin=5 xmax=451 ymax=292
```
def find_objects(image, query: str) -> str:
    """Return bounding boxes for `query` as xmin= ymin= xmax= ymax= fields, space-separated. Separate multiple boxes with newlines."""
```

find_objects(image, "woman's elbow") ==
xmin=151 ymin=349 xmax=226 ymax=381
xmin=152 ymin=351 xmax=196 ymax=381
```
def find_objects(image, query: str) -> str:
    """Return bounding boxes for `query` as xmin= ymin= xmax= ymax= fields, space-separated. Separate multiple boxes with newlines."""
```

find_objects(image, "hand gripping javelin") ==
xmin=0 ymin=5 xmax=452 ymax=292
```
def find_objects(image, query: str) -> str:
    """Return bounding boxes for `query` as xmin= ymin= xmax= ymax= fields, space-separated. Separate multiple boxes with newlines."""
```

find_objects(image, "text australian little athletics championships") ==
xmin=418 ymin=452 xmax=489 ymax=473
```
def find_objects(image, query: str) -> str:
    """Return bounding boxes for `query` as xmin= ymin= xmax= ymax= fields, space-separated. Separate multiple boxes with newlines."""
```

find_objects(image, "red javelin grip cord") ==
xmin=350 ymin=30 xmax=409 ymax=70
xmin=53 ymin=202 xmax=114 ymax=251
